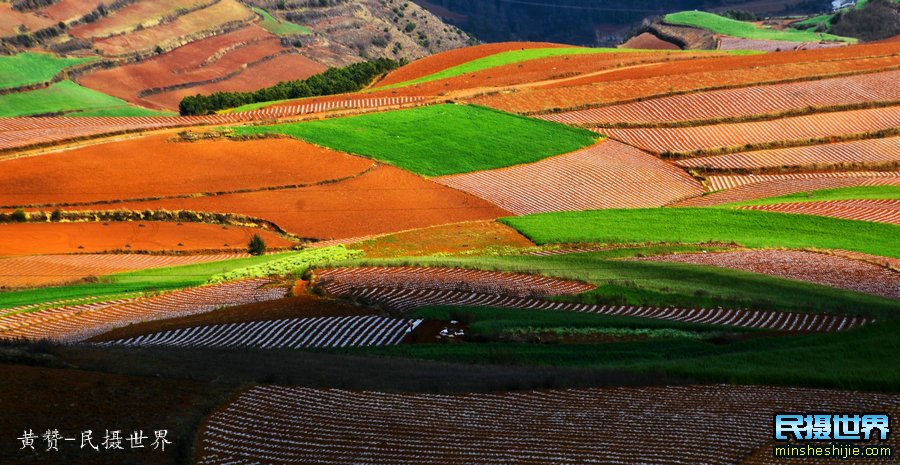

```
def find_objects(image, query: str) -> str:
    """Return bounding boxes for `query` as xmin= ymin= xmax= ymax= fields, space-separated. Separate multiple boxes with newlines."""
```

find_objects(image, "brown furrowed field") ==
xmin=68 ymin=0 xmax=214 ymax=40
xmin=436 ymin=140 xmax=703 ymax=214
xmin=345 ymin=221 xmax=534 ymax=258
xmin=0 ymin=3 xmax=53 ymax=37
xmin=705 ymin=171 xmax=900 ymax=191
xmin=717 ymin=37 xmax=846 ymax=52
xmin=196 ymin=385 xmax=900 ymax=465
xmin=598 ymin=107 xmax=900 ymax=155
xmin=538 ymin=70 xmax=900 ymax=126
xmin=633 ymin=249 xmax=900 ymax=299
xmin=621 ymin=32 xmax=680 ymax=50
xmin=739 ymin=200 xmax=900 ymax=225
xmin=676 ymin=137 xmax=900 ymax=171
xmin=40 ymin=0 xmax=102 ymax=22
xmin=670 ymin=176 xmax=900 ymax=206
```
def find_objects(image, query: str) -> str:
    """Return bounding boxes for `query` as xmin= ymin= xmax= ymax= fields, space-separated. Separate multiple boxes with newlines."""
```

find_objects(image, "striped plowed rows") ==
xmin=676 ymin=137 xmax=900 ymax=170
xmin=436 ymin=141 xmax=704 ymax=214
xmin=671 ymin=175 xmax=900 ymax=207
xmin=717 ymin=37 xmax=847 ymax=52
xmin=316 ymin=267 xmax=596 ymax=298
xmin=524 ymin=246 xmax=612 ymax=257
xmin=596 ymin=107 xmax=900 ymax=154
xmin=98 ymin=316 xmax=421 ymax=349
xmin=538 ymin=70 xmax=900 ymax=125
xmin=633 ymin=250 xmax=900 ymax=299
xmin=339 ymin=287 xmax=867 ymax=332
xmin=705 ymin=170 xmax=900 ymax=191
xmin=0 ymin=253 xmax=245 ymax=289
xmin=0 ymin=97 xmax=426 ymax=152
xmin=738 ymin=199 xmax=900 ymax=225
xmin=0 ymin=279 xmax=288 ymax=342
xmin=197 ymin=385 xmax=900 ymax=465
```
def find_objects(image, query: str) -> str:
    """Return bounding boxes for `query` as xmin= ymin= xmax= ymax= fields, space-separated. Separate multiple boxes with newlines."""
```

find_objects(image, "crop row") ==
xmin=436 ymin=141 xmax=703 ymax=214
xmin=671 ymin=175 xmax=900 ymax=207
xmin=705 ymin=171 xmax=900 ymax=191
xmin=738 ymin=200 xmax=900 ymax=225
xmin=98 ymin=316 xmax=420 ymax=349
xmin=340 ymin=287 xmax=867 ymax=332
xmin=196 ymin=384 xmax=900 ymax=465
xmin=676 ymin=137 xmax=900 ymax=170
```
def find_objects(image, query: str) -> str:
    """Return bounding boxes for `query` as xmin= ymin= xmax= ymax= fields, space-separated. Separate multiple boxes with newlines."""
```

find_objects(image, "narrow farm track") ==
xmin=315 ymin=267 xmax=596 ymax=297
xmin=738 ymin=200 xmax=900 ymax=225
xmin=633 ymin=250 xmax=900 ymax=299
xmin=196 ymin=385 xmax=900 ymax=465
xmin=596 ymin=106 xmax=900 ymax=154
xmin=97 ymin=316 xmax=420 ymax=349
xmin=0 ymin=253 xmax=245 ymax=289
xmin=337 ymin=287 xmax=867 ymax=332
xmin=537 ymin=70 xmax=900 ymax=125
xmin=705 ymin=171 xmax=900 ymax=192
xmin=435 ymin=141 xmax=704 ymax=214
xmin=671 ymin=176 xmax=900 ymax=207
xmin=676 ymin=137 xmax=900 ymax=170
xmin=0 ymin=279 xmax=288 ymax=342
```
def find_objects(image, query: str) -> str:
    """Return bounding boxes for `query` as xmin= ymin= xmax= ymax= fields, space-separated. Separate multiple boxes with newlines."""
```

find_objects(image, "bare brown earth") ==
xmin=347 ymin=221 xmax=534 ymax=258
xmin=0 ymin=222 xmax=293 ymax=256
xmin=621 ymin=33 xmax=681 ymax=50
xmin=633 ymin=249 xmax=900 ymax=299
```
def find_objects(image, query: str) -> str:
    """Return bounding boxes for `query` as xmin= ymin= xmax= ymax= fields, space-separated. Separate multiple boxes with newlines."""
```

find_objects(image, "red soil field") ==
xmin=71 ymin=165 xmax=511 ymax=240
xmin=69 ymin=0 xmax=212 ymax=40
xmin=197 ymin=385 xmax=900 ymax=465
xmin=598 ymin=107 xmax=900 ymax=154
xmin=0 ymin=134 xmax=373 ymax=207
xmin=346 ymin=221 xmax=534 ymax=258
xmin=0 ymin=3 xmax=52 ymax=37
xmin=0 ymin=253 xmax=245 ymax=289
xmin=621 ymin=32 xmax=681 ymax=50
xmin=670 ymin=176 xmax=900 ymax=207
xmin=374 ymin=42 xmax=569 ymax=87
xmin=41 ymin=0 xmax=102 ymax=22
xmin=634 ymin=249 xmax=900 ymax=299
xmin=316 ymin=266 xmax=596 ymax=298
xmin=91 ymin=0 xmax=255 ymax=55
xmin=539 ymin=70 xmax=900 ymax=125
xmin=436 ymin=140 xmax=703 ymax=214
xmin=676 ymin=137 xmax=900 ymax=170
xmin=705 ymin=171 xmax=900 ymax=191
xmin=717 ymin=36 xmax=846 ymax=52
xmin=739 ymin=199 xmax=900 ymax=225
xmin=0 ymin=222 xmax=293 ymax=256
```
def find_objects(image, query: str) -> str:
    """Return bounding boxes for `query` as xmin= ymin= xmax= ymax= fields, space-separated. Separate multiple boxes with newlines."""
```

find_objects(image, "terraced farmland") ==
xmin=705 ymin=171 xmax=900 ymax=191
xmin=436 ymin=140 xmax=703 ymax=214
xmin=739 ymin=199 xmax=900 ymax=225
xmin=671 ymin=175 xmax=900 ymax=206
xmin=676 ymin=137 xmax=900 ymax=170
xmin=196 ymin=384 xmax=900 ymax=465
xmin=599 ymin=107 xmax=900 ymax=155
xmin=717 ymin=37 xmax=847 ymax=51
xmin=99 ymin=316 xmax=419 ymax=349
xmin=538 ymin=70 xmax=900 ymax=125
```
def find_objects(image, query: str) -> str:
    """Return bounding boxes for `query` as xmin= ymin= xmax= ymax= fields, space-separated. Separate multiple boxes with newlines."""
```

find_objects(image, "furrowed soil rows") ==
xmin=0 ymin=222 xmax=293 ymax=256
xmin=0 ymin=134 xmax=373 ymax=207
xmin=345 ymin=221 xmax=534 ymax=258
xmin=671 ymin=176 xmax=900 ymax=207
xmin=0 ymin=253 xmax=245 ymax=289
xmin=196 ymin=384 xmax=900 ymax=465
xmin=717 ymin=37 xmax=846 ymax=52
xmin=633 ymin=250 xmax=900 ymax=299
xmin=706 ymin=171 xmax=900 ymax=191
xmin=538 ymin=71 xmax=900 ymax=125
xmin=739 ymin=200 xmax=900 ymax=225
xmin=337 ymin=287 xmax=867 ymax=332
xmin=0 ymin=279 xmax=287 ymax=342
xmin=598 ymin=107 xmax=900 ymax=154
xmin=98 ymin=316 xmax=421 ymax=349
xmin=315 ymin=267 xmax=596 ymax=297
xmin=676 ymin=137 xmax=900 ymax=170
xmin=436 ymin=141 xmax=703 ymax=214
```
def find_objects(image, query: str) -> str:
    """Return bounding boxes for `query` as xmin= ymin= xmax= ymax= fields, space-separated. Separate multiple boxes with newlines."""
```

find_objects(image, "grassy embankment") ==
xmin=665 ymin=11 xmax=855 ymax=42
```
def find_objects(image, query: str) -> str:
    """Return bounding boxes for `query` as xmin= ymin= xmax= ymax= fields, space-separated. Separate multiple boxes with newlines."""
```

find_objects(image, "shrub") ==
xmin=247 ymin=234 xmax=267 ymax=256
xmin=11 ymin=209 xmax=27 ymax=222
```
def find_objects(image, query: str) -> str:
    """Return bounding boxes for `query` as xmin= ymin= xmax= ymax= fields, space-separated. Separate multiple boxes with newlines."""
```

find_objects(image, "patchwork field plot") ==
xmin=0 ymin=80 xmax=170 ymax=118
xmin=664 ymin=11 xmax=852 ymax=43
xmin=634 ymin=250 xmax=900 ymax=299
xmin=436 ymin=140 xmax=703 ymax=214
xmin=598 ymin=107 xmax=900 ymax=155
xmin=538 ymin=71 xmax=900 ymax=125
xmin=739 ymin=199 xmax=900 ymax=225
xmin=99 ymin=316 xmax=420 ymax=349
xmin=0 ymin=222 xmax=292 ymax=256
xmin=316 ymin=267 xmax=596 ymax=297
xmin=196 ymin=384 xmax=900 ymax=465
xmin=0 ymin=279 xmax=287 ymax=342
xmin=676 ymin=137 xmax=900 ymax=170
xmin=69 ymin=0 xmax=213 ymax=40
xmin=705 ymin=171 xmax=900 ymax=191
xmin=0 ymin=53 xmax=93 ymax=90
xmin=671 ymin=175 xmax=900 ymax=206
xmin=345 ymin=221 xmax=534 ymax=258
xmin=717 ymin=37 xmax=846 ymax=51
xmin=40 ymin=0 xmax=102 ymax=22
xmin=0 ymin=253 xmax=245 ymax=289
xmin=0 ymin=3 xmax=53 ymax=37
xmin=339 ymin=286 xmax=867 ymax=332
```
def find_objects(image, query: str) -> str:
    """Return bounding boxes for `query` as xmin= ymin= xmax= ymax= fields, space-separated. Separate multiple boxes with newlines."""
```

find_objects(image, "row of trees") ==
xmin=178 ymin=58 xmax=403 ymax=115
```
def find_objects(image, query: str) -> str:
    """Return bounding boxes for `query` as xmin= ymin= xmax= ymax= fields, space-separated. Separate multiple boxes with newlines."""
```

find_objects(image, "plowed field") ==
xmin=671 ymin=176 xmax=900 ymax=207
xmin=717 ymin=37 xmax=846 ymax=52
xmin=69 ymin=0 xmax=213 ymax=39
xmin=706 ymin=171 xmax=900 ymax=191
xmin=676 ymin=137 xmax=900 ymax=170
xmin=739 ymin=199 xmax=900 ymax=225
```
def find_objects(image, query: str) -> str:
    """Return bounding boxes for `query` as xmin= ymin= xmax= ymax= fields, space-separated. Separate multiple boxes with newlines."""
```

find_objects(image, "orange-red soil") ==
xmin=347 ymin=220 xmax=534 ymax=258
xmin=621 ymin=33 xmax=681 ymax=50
xmin=69 ymin=0 xmax=211 ymax=39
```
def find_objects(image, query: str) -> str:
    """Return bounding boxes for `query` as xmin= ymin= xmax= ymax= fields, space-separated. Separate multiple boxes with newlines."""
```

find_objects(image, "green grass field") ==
xmin=0 ymin=53 xmax=94 ymax=90
xmin=665 ymin=11 xmax=855 ymax=43
xmin=0 ymin=80 xmax=173 ymax=117
xmin=232 ymin=104 xmax=599 ymax=176
xmin=501 ymin=208 xmax=900 ymax=258
xmin=720 ymin=186 xmax=900 ymax=207
xmin=252 ymin=6 xmax=310 ymax=36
